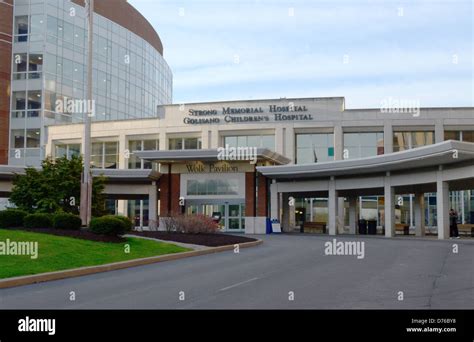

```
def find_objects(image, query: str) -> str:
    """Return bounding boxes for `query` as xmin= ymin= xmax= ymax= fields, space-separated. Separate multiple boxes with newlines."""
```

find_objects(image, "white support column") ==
xmin=348 ymin=196 xmax=357 ymax=234
xmin=337 ymin=198 xmax=345 ymax=234
xmin=284 ymin=127 xmax=295 ymax=163
xmin=270 ymin=180 xmax=278 ymax=221
xmin=118 ymin=133 xmax=127 ymax=169
xmin=117 ymin=200 xmax=127 ymax=216
xmin=435 ymin=120 xmax=444 ymax=143
xmin=210 ymin=128 xmax=219 ymax=149
xmin=436 ymin=169 xmax=450 ymax=239
xmin=201 ymin=130 xmax=210 ymax=149
xmin=282 ymin=193 xmax=290 ymax=232
xmin=275 ymin=127 xmax=285 ymax=156
xmin=148 ymin=181 xmax=158 ymax=230
xmin=383 ymin=122 xmax=393 ymax=154
xmin=334 ymin=124 xmax=343 ymax=160
xmin=384 ymin=173 xmax=395 ymax=237
xmin=159 ymin=128 xmax=167 ymax=150
xmin=328 ymin=177 xmax=338 ymax=235
xmin=414 ymin=193 xmax=426 ymax=237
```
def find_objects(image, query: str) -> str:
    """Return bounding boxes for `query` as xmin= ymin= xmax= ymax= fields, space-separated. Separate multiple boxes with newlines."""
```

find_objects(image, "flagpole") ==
xmin=80 ymin=0 xmax=93 ymax=226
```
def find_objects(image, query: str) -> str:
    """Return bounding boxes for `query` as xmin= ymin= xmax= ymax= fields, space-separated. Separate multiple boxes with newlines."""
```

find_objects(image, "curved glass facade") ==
xmin=9 ymin=0 xmax=172 ymax=166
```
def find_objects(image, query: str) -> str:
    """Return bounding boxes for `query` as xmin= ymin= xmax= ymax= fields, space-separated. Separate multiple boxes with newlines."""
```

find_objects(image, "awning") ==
xmin=257 ymin=140 xmax=474 ymax=179
xmin=134 ymin=148 xmax=291 ymax=165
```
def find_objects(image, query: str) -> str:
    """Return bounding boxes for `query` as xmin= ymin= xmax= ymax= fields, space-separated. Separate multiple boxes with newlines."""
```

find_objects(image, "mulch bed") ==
xmin=129 ymin=231 xmax=257 ymax=247
xmin=10 ymin=228 xmax=125 ymax=243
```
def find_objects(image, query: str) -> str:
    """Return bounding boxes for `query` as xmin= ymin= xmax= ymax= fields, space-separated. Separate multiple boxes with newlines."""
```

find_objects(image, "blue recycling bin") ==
xmin=266 ymin=217 xmax=272 ymax=234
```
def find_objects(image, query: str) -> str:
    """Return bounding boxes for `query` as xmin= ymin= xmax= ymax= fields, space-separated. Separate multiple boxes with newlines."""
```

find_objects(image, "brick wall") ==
xmin=159 ymin=173 xmax=181 ymax=216
xmin=159 ymin=174 xmax=170 ymax=216
xmin=257 ymin=173 xmax=268 ymax=217
xmin=245 ymin=172 xmax=256 ymax=217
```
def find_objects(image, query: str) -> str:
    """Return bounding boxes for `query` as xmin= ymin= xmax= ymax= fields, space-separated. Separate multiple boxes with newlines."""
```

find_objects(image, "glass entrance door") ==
xmin=186 ymin=201 xmax=245 ymax=232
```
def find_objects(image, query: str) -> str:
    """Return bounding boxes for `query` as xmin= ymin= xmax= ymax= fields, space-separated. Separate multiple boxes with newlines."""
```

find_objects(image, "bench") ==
xmin=395 ymin=223 xmax=409 ymax=235
xmin=303 ymin=221 xmax=327 ymax=234
xmin=458 ymin=224 xmax=474 ymax=237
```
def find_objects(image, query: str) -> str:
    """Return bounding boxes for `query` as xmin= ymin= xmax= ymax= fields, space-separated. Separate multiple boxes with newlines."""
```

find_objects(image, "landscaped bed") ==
xmin=129 ymin=231 xmax=257 ymax=247
xmin=0 ymin=229 xmax=190 ymax=279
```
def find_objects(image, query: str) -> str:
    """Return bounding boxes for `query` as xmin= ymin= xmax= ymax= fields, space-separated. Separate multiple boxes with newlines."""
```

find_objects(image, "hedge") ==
xmin=23 ymin=213 xmax=53 ymax=229
xmin=53 ymin=213 xmax=82 ymax=230
xmin=0 ymin=209 xmax=28 ymax=228
xmin=89 ymin=216 xmax=128 ymax=236
xmin=102 ymin=215 xmax=133 ymax=232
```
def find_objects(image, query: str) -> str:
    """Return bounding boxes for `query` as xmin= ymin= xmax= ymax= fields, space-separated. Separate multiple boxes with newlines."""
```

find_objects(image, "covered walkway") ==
xmin=258 ymin=140 xmax=474 ymax=239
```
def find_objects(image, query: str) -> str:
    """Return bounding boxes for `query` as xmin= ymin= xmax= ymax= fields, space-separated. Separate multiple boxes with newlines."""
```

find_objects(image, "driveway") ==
xmin=0 ymin=234 xmax=472 ymax=309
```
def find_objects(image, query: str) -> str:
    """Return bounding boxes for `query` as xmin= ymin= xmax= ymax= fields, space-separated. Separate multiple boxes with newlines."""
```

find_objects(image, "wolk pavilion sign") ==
xmin=183 ymin=104 xmax=314 ymax=125
xmin=177 ymin=161 xmax=255 ymax=174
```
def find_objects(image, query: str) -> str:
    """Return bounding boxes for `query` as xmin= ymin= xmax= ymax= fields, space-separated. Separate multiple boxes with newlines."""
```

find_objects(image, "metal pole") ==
xmin=80 ymin=0 xmax=94 ymax=226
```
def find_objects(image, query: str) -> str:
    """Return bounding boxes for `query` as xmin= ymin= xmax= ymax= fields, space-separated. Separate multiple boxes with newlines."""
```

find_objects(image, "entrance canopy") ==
xmin=257 ymin=140 xmax=474 ymax=240
xmin=134 ymin=148 xmax=291 ymax=165
xmin=258 ymin=140 xmax=474 ymax=180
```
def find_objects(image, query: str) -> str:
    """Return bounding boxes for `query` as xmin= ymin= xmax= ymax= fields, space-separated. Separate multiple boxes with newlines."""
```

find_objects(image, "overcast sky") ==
xmin=129 ymin=0 xmax=473 ymax=108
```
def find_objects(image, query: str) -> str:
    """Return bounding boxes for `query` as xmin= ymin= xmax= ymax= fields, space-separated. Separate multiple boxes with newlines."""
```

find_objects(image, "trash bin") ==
xmin=367 ymin=220 xmax=377 ymax=235
xmin=358 ymin=219 xmax=367 ymax=235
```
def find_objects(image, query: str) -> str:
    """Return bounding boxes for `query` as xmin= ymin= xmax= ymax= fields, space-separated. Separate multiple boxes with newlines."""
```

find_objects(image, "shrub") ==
xmin=23 ymin=213 xmax=53 ymax=229
xmin=89 ymin=216 xmax=128 ymax=236
xmin=0 ymin=209 xmax=28 ymax=228
xmin=162 ymin=214 xmax=220 ymax=234
xmin=102 ymin=215 xmax=133 ymax=232
xmin=53 ymin=213 xmax=82 ymax=230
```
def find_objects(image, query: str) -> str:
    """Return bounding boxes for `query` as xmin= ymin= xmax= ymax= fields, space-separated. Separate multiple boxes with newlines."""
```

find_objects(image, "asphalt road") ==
xmin=0 ymin=234 xmax=473 ymax=309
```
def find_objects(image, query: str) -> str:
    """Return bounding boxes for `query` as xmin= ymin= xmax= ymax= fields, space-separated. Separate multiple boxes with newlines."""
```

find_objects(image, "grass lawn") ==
xmin=0 ymin=229 xmax=191 ymax=279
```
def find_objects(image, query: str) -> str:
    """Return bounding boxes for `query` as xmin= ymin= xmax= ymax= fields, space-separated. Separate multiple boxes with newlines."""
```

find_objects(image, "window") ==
xmin=91 ymin=142 xmax=118 ymax=169
xmin=11 ymin=130 xmax=25 ymax=149
xmin=445 ymin=130 xmax=474 ymax=143
xmin=296 ymin=133 xmax=334 ymax=164
xmin=26 ymin=129 xmax=40 ymax=148
xmin=55 ymin=144 xmax=81 ymax=159
xmin=128 ymin=139 xmax=159 ymax=169
xmin=343 ymin=132 xmax=384 ymax=160
xmin=11 ymin=90 xmax=42 ymax=118
xmin=27 ymin=91 xmax=41 ymax=118
xmin=223 ymin=134 xmax=275 ymax=150
xmin=13 ymin=53 xmax=27 ymax=79
xmin=14 ymin=16 xmax=28 ymax=42
xmin=28 ymin=54 xmax=43 ymax=79
xmin=169 ymin=137 xmax=201 ymax=150
xmin=187 ymin=179 xmax=239 ymax=196
xmin=10 ymin=129 xmax=40 ymax=149
xmin=11 ymin=91 xmax=26 ymax=111
xmin=393 ymin=131 xmax=434 ymax=152
xmin=12 ymin=53 xmax=43 ymax=80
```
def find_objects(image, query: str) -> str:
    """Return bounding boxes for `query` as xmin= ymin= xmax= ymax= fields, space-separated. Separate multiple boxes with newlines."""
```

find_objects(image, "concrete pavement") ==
xmin=0 ymin=234 xmax=472 ymax=309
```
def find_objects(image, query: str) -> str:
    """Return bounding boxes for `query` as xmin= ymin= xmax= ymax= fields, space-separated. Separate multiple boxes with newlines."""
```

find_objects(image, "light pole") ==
xmin=80 ymin=0 xmax=94 ymax=226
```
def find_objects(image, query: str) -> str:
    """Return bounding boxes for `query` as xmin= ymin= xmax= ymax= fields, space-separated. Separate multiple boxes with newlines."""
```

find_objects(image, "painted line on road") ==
xmin=218 ymin=277 xmax=259 ymax=292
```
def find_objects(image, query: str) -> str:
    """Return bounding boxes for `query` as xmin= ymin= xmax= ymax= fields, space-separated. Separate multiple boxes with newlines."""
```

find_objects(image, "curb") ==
xmin=0 ymin=239 xmax=262 ymax=289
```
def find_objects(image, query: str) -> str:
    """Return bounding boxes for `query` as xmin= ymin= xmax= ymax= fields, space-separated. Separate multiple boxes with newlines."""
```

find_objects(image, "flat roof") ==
xmin=91 ymin=169 xmax=161 ymax=181
xmin=0 ymin=166 xmax=159 ymax=182
xmin=135 ymin=148 xmax=291 ymax=165
xmin=257 ymin=140 xmax=474 ymax=179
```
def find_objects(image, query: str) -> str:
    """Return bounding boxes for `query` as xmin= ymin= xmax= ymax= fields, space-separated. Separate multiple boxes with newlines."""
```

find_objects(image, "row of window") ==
xmin=49 ymin=130 xmax=474 ymax=169
xmin=12 ymin=53 xmax=43 ymax=80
